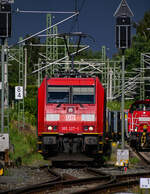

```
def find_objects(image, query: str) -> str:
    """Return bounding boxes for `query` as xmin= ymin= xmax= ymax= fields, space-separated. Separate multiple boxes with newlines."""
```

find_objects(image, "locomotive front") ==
xmin=128 ymin=100 xmax=150 ymax=149
xmin=37 ymin=77 xmax=105 ymax=159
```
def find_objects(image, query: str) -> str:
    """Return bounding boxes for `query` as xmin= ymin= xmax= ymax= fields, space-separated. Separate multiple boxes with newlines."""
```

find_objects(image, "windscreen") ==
xmin=72 ymin=87 xmax=95 ymax=104
xmin=47 ymin=85 xmax=95 ymax=104
xmin=130 ymin=103 xmax=150 ymax=112
xmin=48 ymin=86 xmax=69 ymax=103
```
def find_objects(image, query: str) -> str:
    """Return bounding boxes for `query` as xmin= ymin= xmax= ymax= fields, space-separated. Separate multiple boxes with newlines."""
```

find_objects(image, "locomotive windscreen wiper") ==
xmin=56 ymin=102 xmax=63 ymax=108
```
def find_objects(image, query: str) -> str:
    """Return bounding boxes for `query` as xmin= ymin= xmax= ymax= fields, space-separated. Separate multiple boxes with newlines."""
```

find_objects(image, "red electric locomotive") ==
xmin=37 ymin=77 xmax=107 ymax=161
xmin=128 ymin=99 xmax=150 ymax=149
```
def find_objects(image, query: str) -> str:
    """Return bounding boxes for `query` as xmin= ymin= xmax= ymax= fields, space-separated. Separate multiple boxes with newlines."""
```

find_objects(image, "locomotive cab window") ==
xmin=72 ymin=87 xmax=95 ymax=104
xmin=47 ymin=86 xmax=69 ymax=103
xmin=129 ymin=103 xmax=150 ymax=112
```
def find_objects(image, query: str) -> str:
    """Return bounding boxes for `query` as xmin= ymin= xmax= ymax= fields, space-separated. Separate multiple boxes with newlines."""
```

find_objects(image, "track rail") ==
xmin=135 ymin=151 xmax=150 ymax=165
xmin=0 ymin=168 xmax=113 ymax=194
xmin=0 ymin=166 xmax=61 ymax=194
xmin=71 ymin=171 xmax=150 ymax=194
xmin=2 ymin=168 xmax=150 ymax=194
xmin=127 ymin=144 xmax=150 ymax=165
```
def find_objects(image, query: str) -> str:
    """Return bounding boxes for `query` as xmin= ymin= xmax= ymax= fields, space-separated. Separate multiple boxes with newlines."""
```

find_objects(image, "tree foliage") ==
xmin=135 ymin=10 xmax=150 ymax=41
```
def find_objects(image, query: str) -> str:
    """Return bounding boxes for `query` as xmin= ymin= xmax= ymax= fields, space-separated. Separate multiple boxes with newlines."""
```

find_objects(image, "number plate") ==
xmin=65 ymin=115 xmax=76 ymax=121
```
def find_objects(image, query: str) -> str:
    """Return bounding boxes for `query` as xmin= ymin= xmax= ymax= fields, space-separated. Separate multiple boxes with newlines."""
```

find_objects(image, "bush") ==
xmin=24 ymin=97 xmax=37 ymax=115
xmin=107 ymin=100 xmax=134 ymax=111
xmin=9 ymin=123 xmax=42 ymax=165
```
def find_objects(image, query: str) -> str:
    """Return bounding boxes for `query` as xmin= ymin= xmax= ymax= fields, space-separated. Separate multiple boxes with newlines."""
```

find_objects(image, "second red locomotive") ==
xmin=37 ymin=77 xmax=107 ymax=161
xmin=128 ymin=99 xmax=150 ymax=149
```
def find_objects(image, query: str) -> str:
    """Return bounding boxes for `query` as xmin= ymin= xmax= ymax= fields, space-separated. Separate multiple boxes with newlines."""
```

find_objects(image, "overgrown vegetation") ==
xmin=8 ymin=110 xmax=44 ymax=165
xmin=107 ymin=100 xmax=134 ymax=111
xmin=129 ymin=157 xmax=140 ymax=165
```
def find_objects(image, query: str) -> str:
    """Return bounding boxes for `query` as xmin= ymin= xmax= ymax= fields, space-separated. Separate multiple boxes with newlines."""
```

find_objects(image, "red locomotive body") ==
xmin=37 ymin=77 xmax=106 ymax=159
xmin=128 ymin=99 xmax=150 ymax=149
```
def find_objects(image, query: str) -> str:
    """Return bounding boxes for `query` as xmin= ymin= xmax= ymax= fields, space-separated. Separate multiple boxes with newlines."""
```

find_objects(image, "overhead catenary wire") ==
xmin=79 ymin=0 xmax=86 ymax=12
xmin=15 ymin=9 xmax=76 ymax=14
xmin=70 ymin=0 xmax=86 ymax=32
xmin=8 ymin=12 xmax=79 ymax=48
xmin=31 ymin=45 xmax=89 ymax=74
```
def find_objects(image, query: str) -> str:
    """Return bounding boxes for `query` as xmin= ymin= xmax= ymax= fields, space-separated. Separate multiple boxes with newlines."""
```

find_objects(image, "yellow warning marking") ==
xmin=0 ymin=169 xmax=3 ymax=176
xmin=112 ymin=142 xmax=117 ymax=147
xmin=41 ymin=132 xmax=58 ymax=134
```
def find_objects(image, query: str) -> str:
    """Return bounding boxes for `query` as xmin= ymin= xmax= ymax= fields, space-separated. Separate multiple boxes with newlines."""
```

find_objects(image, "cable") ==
xmin=69 ymin=0 xmax=79 ymax=32
xmin=70 ymin=0 xmax=86 ymax=32
xmin=75 ymin=0 xmax=78 ymax=12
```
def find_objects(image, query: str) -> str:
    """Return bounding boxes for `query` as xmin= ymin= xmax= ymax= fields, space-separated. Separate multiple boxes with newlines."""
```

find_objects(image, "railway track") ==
xmin=135 ymin=151 xmax=150 ymax=165
xmin=1 ymin=166 xmax=150 ymax=194
xmin=127 ymin=144 xmax=150 ymax=166
xmin=0 ymin=166 xmax=61 ymax=194
xmin=71 ymin=170 xmax=150 ymax=194
xmin=0 ymin=167 xmax=113 ymax=194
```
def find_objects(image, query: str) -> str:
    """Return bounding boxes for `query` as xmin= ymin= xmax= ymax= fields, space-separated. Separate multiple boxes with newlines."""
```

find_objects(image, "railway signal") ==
xmin=0 ymin=0 xmax=13 ymax=169
xmin=114 ymin=0 xmax=134 ymax=149
xmin=114 ymin=0 xmax=133 ymax=49
xmin=0 ymin=2 xmax=11 ymax=38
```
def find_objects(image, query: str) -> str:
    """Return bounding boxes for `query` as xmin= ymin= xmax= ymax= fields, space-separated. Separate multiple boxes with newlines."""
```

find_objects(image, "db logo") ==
xmin=68 ymin=107 xmax=74 ymax=113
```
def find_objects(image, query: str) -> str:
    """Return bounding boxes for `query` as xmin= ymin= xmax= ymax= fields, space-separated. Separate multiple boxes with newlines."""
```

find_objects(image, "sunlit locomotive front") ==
xmin=37 ymin=77 xmax=106 ymax=160
xmin=128 ymin=100 xmax=150 ymax=149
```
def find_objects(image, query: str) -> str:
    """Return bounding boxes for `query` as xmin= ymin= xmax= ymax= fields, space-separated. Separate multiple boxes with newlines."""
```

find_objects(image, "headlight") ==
xmin=81 ymin=114 xmax=95 ymax=121
xmin=46 ymin=114 xmax=60 ymax=121
xmin=48 ymin=126 xmax=53 ymax=131
xmin=89 ymin=126 xmax=94 ymax=131
xmin=134 ymin=128 xmax=138 ymax=132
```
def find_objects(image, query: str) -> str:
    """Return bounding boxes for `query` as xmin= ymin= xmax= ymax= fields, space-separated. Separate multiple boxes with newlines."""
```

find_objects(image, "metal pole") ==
xmin=121 ymin=54 xmax=125 ymax=149
xmin=24 ymin=48 xmax=27 ymax=97
xmin=107 ymin=59 xmax=110 ymax=99
xmin=113 ymin=62 xmax=116 ymax=96
xmin=1 ymin=38 xmax=6 ymax=133
xmin=109 ymin=68 xmax=113 ymax=100
xmin=140 ymin=54 xmax=145 ymax=100
xmin=4 ymin=40 xmax=8 ymax=108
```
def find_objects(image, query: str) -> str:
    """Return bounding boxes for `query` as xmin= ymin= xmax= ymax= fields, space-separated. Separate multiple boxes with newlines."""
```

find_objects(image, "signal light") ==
xmin=0 ymin=3 xmax=11 ymax=38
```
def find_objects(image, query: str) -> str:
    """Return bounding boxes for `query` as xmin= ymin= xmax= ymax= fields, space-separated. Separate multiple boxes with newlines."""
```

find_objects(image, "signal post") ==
xmin=0 ymin=0 xmax=13 ymax=170
xmin=114 ymin=0 xmax=133 ymax=167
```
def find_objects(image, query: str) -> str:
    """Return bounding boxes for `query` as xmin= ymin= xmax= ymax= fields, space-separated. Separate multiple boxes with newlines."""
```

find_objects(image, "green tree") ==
xmin=135 ymin=10 xmax=150 ymax=41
